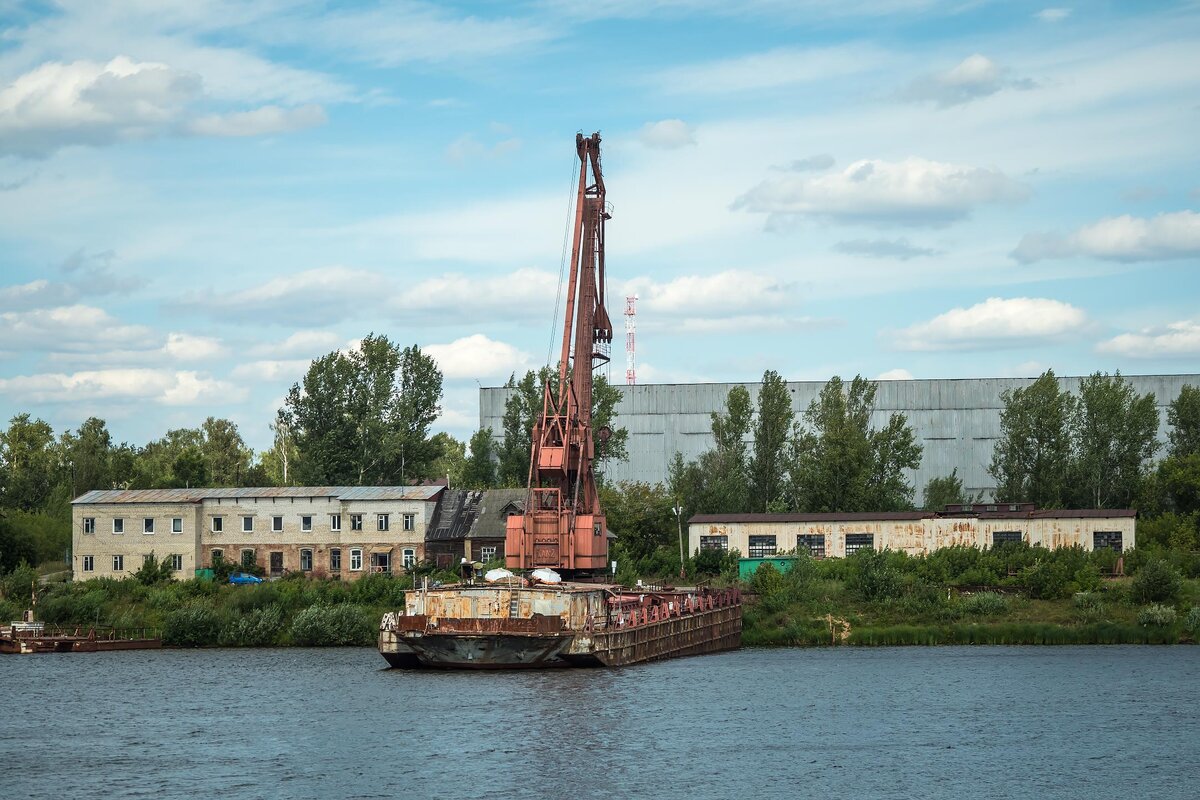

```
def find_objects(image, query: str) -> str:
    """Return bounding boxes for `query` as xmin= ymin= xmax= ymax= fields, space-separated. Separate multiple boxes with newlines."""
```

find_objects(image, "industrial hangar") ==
xmin=481 ymin=374 xmax=1200 ymax=499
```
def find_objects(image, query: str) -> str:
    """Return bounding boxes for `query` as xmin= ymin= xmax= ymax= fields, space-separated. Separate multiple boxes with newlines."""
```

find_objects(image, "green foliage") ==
xmin=692 ymin=546 xmax=740 ymax=579
xmin=845 ymin=548 xmax=903 ymax=602
xmin=0 ymin=414 xmax=58 ymax=511
xmin=922 ymin=469 xmax=968 ymax=511
xmin=1168 ymin=384 xmax=1200 ymax=459
xmin=1159 ymin=454 xmax=1200 ymax=515
xmin=133 ymin=553 xmax=177 ymax=586
xmin=1185 ymin=606 xmax=1200 ymax=636
xmin=669 ymin=386 xmax=752 ymax=514
xmin=428 ymin=432 xmax=466 ymax=487
xmin=748 ymin=370 xmax=793 ymax=512
xmin=347 ymin=573 xmax=408 ymax=607
xmin=1131 ymin=558 xmax=1183 ymax=604
xmin=1073 ymin=591 xmax=1105 ymax=611
xmin=750 ymin=561 xmax=785 ymax=597
xmin=289 ymin=604 xmax=376 ymax=646
xmin=220 ymin=605 xmax=285 ymax=646
xmin=1136 ymin=604 xmax=1177 ymax=628
xmin=602 ymin=481 xmax=677 ymax=561
xmin=990 ymin=370 xmax=1075 ymax=507
xmin=461 ymin=428 xmax=497 ymax=488
xmin=788 ymin=376 xmax=922 ymax=513
xmin=283 ymin=334 xmax=443 ymax=485
xmin=1068 ymin=372 xmax=1159 ymax=509
xmin=960 ymin=592 xmax=1009 ymax=616
xmin=1018 ymin=559 xmax=1073 ymax=600
xmin=163 ymin=605 xmax=223 ymax=647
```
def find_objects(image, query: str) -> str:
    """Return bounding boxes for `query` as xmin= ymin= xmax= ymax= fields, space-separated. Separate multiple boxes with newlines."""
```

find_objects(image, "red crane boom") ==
xmin=506 ymin=132 xmax=614 ymax=573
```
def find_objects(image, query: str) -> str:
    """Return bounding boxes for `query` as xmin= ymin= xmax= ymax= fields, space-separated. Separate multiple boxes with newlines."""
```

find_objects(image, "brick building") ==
xmin=70 ymin=486 xmax=444 ymax=581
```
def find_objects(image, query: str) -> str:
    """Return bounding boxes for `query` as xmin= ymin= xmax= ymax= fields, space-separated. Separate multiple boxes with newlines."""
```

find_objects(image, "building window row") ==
xmin=206 ymin=511 xmax=414 ymax=535
xmin=81 ymin=554 xmax=183 ymax=573
xmin=208 ymin=546 xmax=417 ymax=574
xmin=844 ymin=533 xmax=875 ymax=556
xmin=89 ymin=517 xmax=184 ymax=536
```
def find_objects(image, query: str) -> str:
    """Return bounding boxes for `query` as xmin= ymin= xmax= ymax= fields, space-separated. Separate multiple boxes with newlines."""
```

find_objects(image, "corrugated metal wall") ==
xmin=479 ymin=374 xmax=1200 ymax=499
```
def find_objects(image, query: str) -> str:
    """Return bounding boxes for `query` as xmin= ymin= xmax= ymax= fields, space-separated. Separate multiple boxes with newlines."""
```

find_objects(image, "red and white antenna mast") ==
xmin=624 ymin=295 xmax=637 ymax=385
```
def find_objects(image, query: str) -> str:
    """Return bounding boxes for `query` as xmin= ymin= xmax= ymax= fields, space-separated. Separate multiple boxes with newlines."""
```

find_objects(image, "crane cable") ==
xmin=546 ymin=139 xmax=582 ymax=374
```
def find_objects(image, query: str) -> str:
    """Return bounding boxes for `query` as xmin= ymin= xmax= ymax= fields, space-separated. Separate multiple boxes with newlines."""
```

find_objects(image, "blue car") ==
xmin=229 ymin=572 xmax=264 ymax=585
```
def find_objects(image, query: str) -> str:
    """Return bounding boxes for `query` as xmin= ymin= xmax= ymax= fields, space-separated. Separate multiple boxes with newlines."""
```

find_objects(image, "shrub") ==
xmin=289 ymin=604 xmax=375 ymax=646
xmin=348 ymin=573 xmax=408 ymax=607
xmin=1185 ymin=606 xmax=1200 ymax=636
xmin=221 ymin=605 xmax=285 ymax=647
xmin=1131 ymin=559 xmax=1183 ymax=604
xmin=1073 ymin=564 xmax=1102 ymax=593
xmin=163 ymin=605 xmax=222 ymax=647
xmin=1136 ymin=604 xmax=1177 ymax=628
xmin=1073 ymin=591 xmax=1104 ymax=610
xmin=1019 ymin=560 xmax=1073 ymax=600
xmin=750 ymin=562 xmax=786 ymax=597
xmin=846 ymin=549 xmax=903 ymax=602
xmin=960 ymin=592 xmax=1009 ymax=616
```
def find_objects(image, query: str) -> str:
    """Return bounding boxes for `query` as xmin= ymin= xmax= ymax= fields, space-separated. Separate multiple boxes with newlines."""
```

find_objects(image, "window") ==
xmin=241 ymin=549 xmax=255 ymax=568
xmin=402 ymin=548 xmax=416 ymax=569
xmin=83 ymin=555 xmax=94 ymax=572
xmin=699 ymin=535 xmax=728 ymax=551
xmin=170 ymin=554 xmax=183 ymax=571
xmin=272 ymin=516 xmax=283 ymax=532
xmin=172 ymin=517 xmax=183 ymax=534
xmin=301 ymin=515 xmax=313 ymax=532
xmin=112 ymin=554 xmax=124 ymax=571
xmin=211 ymin=548 xmax=224 ymax=564
xmin=373 ymin=552 xmax=391 ymax=574
xmin=797 ymin=534 xmax=826 ymax=559
xmin=300 ymin=549 xmax=313 ymax=571
xmin=992 ymin=531 xmax=1022 ymax=546
xmin=83 ymin=517 xmax=96 ymax=535
xmin=402 ymin=513 xmax=415 ymax=531
xmin=211 ymin=516 xmax=224 ymax=533
xmin=1008 ymin=504 xmax=1019 ymax=512
xmin=350 ymin=514 xmax=363 ymax=531
xmin=1094 ymin=531 xmax=1123 ymax=552
xmin=480 ymin=546 xmax=497 ymax=563
xmin=350 ymin=548 xmax=363 ymax=571
xmin=242 ymin=516 xmax=254 ymax=533
xmin=330 ymin=548 xmax=342 ymax=571
xmin=113 ymin=518 xmax=124 ymax=535
xmin=377 ymin=514 xmax=390 ymax=532
xmin=747 ymin=535 xmax=777 ymax=558
xmin=330 ymin=514 xmax=341 ymax=532
xmin=845 ymin=533 xmax=874 ymax=556
xmin=143 ymin=517 xmax=155 ymax=534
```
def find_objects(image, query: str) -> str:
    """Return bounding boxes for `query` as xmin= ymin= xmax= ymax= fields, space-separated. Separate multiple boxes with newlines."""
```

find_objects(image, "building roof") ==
xmin=688 ymin=508 xmax=1137 ymax=525
xmin=467 ymin=488 xmax=526 ymax=539
xmin=426 ymin=489 xmax=483 ymax=542
xmin=72 ymin=485 xmax=445 ymax=505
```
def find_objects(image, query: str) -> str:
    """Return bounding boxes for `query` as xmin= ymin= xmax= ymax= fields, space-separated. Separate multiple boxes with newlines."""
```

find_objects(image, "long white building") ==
xmin=480 ymin=374 xmax=1198 ymax=499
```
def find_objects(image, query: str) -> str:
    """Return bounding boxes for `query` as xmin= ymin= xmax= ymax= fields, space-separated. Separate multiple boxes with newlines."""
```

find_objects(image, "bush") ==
xmin=846 ymin=549 xmax=903 ymax=602
xmin=750 ymin=562 xmax=786 ymax=597
xmin=1185 ymin=606 xmax=1200 ymax=636
xmin=1136 ymin=604 xmax=1177 ymax=628
xmin=960 ymin=592 xmax=1009 ymax=616
xmin=1019 ymin=560 xmax=1072 ymax=600
xmin=163 ymin=605 xmax=222 ymax=647
xmin=289 ymin=604 xmax=375 ymax=646
xmin=221 ymin=605 xmax=285 ymax=647
xmin=1073 ymin=592 xmax=1104 ymax=611
xmin=1131 ymin=559 xmax=1183 ymax=604
xmin=348 ymin=573 xmax=408 ymax=607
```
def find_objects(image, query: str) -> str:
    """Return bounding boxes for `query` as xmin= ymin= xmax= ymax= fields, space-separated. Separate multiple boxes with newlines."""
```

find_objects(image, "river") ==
xmin=3 ymin=646 xmax=1196 ymax=799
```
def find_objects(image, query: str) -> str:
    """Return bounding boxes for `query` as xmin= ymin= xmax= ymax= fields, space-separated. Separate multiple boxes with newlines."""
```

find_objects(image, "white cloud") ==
xmin=775 ymin=154 xmax=835 ymax=172
xmin=249 ymin=330 xmax=342 ymax=359
xmin=654 ymin=44 xmax=887 ymax=93
xmin=876 ymin=368 xmax=914 ymax=380
xmin=1035 ymin=8 xmax=1071 ymax=22
xmin=0 ymin=304 xmax=153 ymax=352
xmin=735 ymin=157 xmax=1028 ymax=227
xmin=1012 ymin=211 xmax=1200 ymax=263
xmin=186 ymin=104 xmax=326 ymax=137
xmin=903 ymin=54 xmax=1034 ymax=108
xmin=894 ymin=297 xmax=1088 ymax=351
xmin=189 ymin=266 xmax=388 ymax=324
xmin=0 ymin=56 xmax=328 ymax=157
xmin=624 ymin=270 xmax=793 ymax=315
xmin=424 ymin=334 xmax=531 ymax=379
xmin=230 ymin=359 xmax=311 ymax=382
xmin=445 ymin=133 xmax=522 ymax=164
xmin=393 ymin=268 xmax=559 ymax=322
xmin=1097 ymin=320 xmax=1200 ymax=358
xmin=638 ymin=119 xmax=696 ymax=149
xmin=834 ymin=238 xmax=939 ymax=259
xmin=163 ymin=332 xmax=225 ymax=361
xmin=0 ymin=368 xmax=241 ymax=405
xmin=0 ymin=279 xmax=79 ymax=311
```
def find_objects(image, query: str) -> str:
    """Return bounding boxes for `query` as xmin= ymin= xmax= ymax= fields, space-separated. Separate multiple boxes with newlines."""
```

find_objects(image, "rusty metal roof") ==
xmin=73 ymin=485 xmax=445 ymax=505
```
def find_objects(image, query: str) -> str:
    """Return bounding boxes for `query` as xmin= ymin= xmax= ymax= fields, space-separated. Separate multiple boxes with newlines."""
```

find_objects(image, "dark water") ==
xmin=3 ymin=646 xmax=1196 ymax=800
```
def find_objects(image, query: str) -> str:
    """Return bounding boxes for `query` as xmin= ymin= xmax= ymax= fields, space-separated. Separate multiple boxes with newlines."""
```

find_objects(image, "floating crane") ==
xmin=506 ymin=132 xmax=614 ymax=574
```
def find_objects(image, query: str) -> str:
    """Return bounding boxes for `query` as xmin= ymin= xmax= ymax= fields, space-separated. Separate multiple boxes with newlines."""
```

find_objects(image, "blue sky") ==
xmin=1 ymin=0 xmax=1198 ymax=452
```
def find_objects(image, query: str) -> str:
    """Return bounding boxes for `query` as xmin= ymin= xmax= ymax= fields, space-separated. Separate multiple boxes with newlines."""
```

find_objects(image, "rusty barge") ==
xmin=378 ymin=582 xmax=741 ymax=669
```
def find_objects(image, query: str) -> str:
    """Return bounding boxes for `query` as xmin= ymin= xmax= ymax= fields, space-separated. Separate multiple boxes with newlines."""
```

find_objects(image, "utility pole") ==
xmin=673 ymin=502 xmax=685 ymax=580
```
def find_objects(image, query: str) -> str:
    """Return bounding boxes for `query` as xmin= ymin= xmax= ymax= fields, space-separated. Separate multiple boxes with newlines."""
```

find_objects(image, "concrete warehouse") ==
xmin=480 ymin=374 xmax=1199 ymax=498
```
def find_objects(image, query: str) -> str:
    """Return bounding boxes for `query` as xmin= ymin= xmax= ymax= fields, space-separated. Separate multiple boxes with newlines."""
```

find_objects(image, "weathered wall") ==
xmin=688 ymin=515 xmax=1136 ymax=558
xmin=480 ymin=374 xmax=1199 ymax=498
xmin=71 ymin=502 xmax=202 ymax=579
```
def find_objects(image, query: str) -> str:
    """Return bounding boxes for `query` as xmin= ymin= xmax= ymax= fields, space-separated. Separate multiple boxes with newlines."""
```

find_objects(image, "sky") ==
xmin=0 ymin=0 xmax=1198 ymax=453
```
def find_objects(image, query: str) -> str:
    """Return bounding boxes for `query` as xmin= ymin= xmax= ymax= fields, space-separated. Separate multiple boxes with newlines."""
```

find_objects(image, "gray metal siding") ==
xmin=480 ymin=374 xmax=1200 ymax=499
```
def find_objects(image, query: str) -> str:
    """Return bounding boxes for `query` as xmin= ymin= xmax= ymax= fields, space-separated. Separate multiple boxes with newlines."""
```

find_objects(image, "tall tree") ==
xmin=592 ymin=373 xmax=629 ymax=482
xmin=669 ymin=385 xmax=753 ymax=515
xmin=0 ymin=414 xmax=58 ymax=511
xmin=787 ymin=376 xmax=921 ymax=512
xmin=1161 ymin=384 xmax=1200 ymax=514
xmin=461 ymin=428 xmax=498 ymax=489
xmin=1168 ymin=384 xmax=1200 ymax=459
xmin=263 ymin=410 xmax=298 ymax=486
xmin=1068 ymin=372 xmax=1159 ymax=508
xmin=601 ymin=481 xmax=676 ymax=560
xmin=989 ymin=370 xmax=1075 ymax=507
xmin=748 ymin=370 xmax=793 ymax=512
xmin=282 ymin=334 xmax=443 ymax=485
xmin=59 ymin=417 xmax=113 ymax=497
xmin=922 ymin=468 xmax=968 ymax=511
xmin=427 ymin=432 xmax=466 ymax=486
xmin=200 ymin=417 xmax=252 ymax=487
